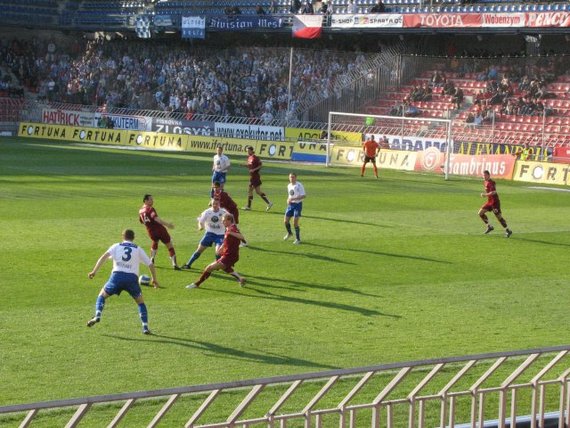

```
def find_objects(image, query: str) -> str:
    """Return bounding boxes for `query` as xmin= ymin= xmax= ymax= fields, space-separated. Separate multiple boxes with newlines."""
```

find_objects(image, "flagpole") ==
xmin=286 ymin=45 xmax=293 ymax=127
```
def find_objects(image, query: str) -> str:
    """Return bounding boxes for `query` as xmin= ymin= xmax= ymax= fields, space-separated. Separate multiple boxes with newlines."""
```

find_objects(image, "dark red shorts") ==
xmin=249 ymin=173 xmax=262 ymax=188
xmin=219 ymin=255 xmax=238 ymax=272
xmin=481 ymin=201 xmax=501 ymax=215
xmin=363 ymin=155 xmax=376 ymax=164
xmin=148 ymin=227 xmax=171 ymax=244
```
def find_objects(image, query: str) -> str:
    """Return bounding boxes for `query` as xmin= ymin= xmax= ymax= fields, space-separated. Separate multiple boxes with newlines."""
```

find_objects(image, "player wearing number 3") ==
xmin=361 ymin=134 xmax=380 ymax=179
xmin=86 ymin=229 xmax=158 ymax=334
xmin=284 ymin=173 xmax=306 ymax=245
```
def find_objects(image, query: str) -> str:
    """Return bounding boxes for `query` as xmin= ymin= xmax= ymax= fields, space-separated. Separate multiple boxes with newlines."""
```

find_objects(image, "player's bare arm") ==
xmin=155 ymin=216 xmax=174 ymax=229
xmin=88 ymin=252 xmax=111 ymax=279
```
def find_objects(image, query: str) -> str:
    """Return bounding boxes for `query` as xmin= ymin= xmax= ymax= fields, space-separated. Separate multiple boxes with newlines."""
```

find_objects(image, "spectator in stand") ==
xmin=291 ymin=0 xmax=302 ymax=13
xmin=347 ymin=0 xmax=357 ymax=13
xmin=452 ymin=86 xmax=464 ymax=109
xmin=431 ymin=70 xmax=444 ymax=87
xmin=301 ymin=0 xmax=314 ymax=13
xmin=256 ymin=5 xmax=267 ymax=14
xmin=370 ymin=0 xmax=386 ymax=13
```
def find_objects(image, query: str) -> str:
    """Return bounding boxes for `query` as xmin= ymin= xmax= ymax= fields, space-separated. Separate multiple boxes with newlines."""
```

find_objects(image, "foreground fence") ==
xmin=2 ymin=345 xmax=570 ymax=427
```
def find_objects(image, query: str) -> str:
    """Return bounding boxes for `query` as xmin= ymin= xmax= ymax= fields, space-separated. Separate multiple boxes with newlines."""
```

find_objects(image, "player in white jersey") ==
xmin=212 ymin=146 xmax=231 ymax=190
xmin=283 ymin=173 xmax=306 ymax=245
xmin=86 ymin=229 xmax=158 ymax=334
xmin=182 ymin=199 xmax=228 ymax=269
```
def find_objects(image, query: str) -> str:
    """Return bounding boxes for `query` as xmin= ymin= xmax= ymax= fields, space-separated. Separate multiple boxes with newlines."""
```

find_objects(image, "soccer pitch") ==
xmin=1 ymin=138 xmax=569 ymax=415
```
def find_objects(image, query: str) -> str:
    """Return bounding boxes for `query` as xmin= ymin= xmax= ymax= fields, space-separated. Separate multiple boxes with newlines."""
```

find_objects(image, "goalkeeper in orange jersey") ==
xmin=361 ymin=134 xmax=380 ymax=178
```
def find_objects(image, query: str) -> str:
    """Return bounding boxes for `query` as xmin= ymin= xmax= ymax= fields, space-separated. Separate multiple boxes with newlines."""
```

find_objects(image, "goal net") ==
xmin=326 ymin=112 xmax=453 ymax=180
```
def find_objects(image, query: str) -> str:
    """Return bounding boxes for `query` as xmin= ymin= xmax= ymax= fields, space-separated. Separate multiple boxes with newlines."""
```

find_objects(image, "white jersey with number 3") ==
xmin=198 ymin=208 xmax=228 ymax=234
xmin=107 ymin=241 xmax=151 ymax=275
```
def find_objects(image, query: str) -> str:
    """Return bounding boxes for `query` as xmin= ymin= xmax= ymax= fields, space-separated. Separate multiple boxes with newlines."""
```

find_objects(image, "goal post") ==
xmin=326 ymin=111 xmax=453 ymax=180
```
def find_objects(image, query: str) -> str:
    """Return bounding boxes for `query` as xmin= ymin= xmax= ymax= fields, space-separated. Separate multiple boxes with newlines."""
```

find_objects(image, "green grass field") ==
xmin=1 ymin=138 xmax=569 ymax=425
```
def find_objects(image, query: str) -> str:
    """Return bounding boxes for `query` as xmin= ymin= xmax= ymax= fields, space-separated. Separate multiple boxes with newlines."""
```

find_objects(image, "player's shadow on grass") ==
xmin=302 ymin=214 xmax=392 ymax=229
xmin=245 ymin=245 xmax=355 ymax=265
xmin=206 ymin=281 xmax=400 ymax=319
xmin=213 ymin=273 xmax=382 ymax=298
xmin=303 ymin=242 xmax=451 ymax=264
xmin=515 ymin=237 xmax=570 ymax=248
xmin=104 ymin=334 xmax=340 ymax=370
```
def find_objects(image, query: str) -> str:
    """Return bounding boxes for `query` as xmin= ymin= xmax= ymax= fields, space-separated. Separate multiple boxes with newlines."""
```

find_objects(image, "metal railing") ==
xmin=2 ymin=345 xmax=570 ymax=427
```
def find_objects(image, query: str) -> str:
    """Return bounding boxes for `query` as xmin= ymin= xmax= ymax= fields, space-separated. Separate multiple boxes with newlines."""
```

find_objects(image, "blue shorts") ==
xmin=200 ymin=231 xmax=225 ymax=247
xmin=212 ymin=171 xmax=227 ymax=185
xmin=285 ymin=202 xmax=303 ymax=218
xmin=104 ymin=271 xmax=142 ymax=299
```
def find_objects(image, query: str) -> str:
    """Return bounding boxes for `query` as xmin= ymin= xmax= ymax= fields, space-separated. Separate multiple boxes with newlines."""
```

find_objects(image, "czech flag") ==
xmin=292 ymin=15 xmax=323 ymax=39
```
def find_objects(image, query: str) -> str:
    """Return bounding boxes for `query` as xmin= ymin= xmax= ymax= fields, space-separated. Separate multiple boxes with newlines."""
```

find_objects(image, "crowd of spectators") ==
xmin=0 ymin=36 xmax=367 ymax=120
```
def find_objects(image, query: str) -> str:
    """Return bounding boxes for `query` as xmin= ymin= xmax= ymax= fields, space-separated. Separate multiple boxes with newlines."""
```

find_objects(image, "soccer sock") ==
xmin=295 ymin=226 xmax=300 ymax=240
xmin=373 ymin=165 xmax=378 ymax=177
xmin=168 ymin=247 xmax=176 ymax=257
xmin=138 ymin=303 xmax=148 ymax=325
xmin=186 ymin=251 xmax=201 ymax=266
xmin=196 ymin=271 xmax=211 ymax=285
xmin=150 ymin=249 xmax=157 ymax=260
xmin=479 ymin=213 xmax=488 ymax=224
xmin=247 ymin=196 xmax=253 ymax=208
xmin=285 ymin=223 xmax=292 ymax=234
xmin=170 ymin=254 xmax=178 ymax=266
xmin=95 ymin=295 xmax=105 ymax=319
xmin=499 ymin=218 xmax=508 ymax=228
xmin=361 ymin=164 xmax=365 ymax=176
xmin=229 ymin=271 xmax=242 ymax=282
xmin=261 ymin=194 xmax=270 ymax=205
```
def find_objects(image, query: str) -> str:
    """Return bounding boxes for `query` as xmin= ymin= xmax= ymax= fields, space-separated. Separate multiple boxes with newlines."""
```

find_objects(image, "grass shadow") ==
xmin=103 ymin=334 xmax=340 ymax=370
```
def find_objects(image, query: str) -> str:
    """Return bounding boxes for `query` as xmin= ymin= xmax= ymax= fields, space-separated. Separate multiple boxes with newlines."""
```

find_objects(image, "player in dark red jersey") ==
xmin=138 ymin=194 xmax=181 ymax=269
xmin=361 ymin=134 xmax=380 ymax=178
xmin=243 ymin=146 xmax=273 ymax=211
xmin=212 ymin=181 xmax=248 ymax=246
xmin=478 ymin=170 xmax=512 ymax=237
xmin=185 ymin=213 xmax=246 ymax=289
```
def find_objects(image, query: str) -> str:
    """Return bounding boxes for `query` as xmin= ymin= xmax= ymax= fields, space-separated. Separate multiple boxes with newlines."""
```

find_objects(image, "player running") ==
xmin=243 ymin=146 xmax=273 ymax=211
xmin=138 ymin=194 xmax=180 ymax=270
xmin=186 ymin=213 xmax=246 ymax=289
xmin=212 ymin=181 xmax=248 ymax=247
xmin=478 ymin=170 xmax=512 ymax=238
xmin=182 ymin=199 xmax=227 ymax=269
xmin=212 ymin=146 xmax=230 ymax=190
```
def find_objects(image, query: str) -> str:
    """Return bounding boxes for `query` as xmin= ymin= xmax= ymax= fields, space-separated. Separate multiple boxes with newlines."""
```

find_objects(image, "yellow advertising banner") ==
xmin=18 ymin=123 xmax=186 ymax=151
xmin=18 ymin=122 xmax=296 ymax=159
xmin=285 ymin=127 xmax=361 ymax=145
xmin=331 ymin=145 xmax=417 ymax=171
xmin=187 ymin=136 xmax=295 ymax=159
xmin=513 ymin=160 xmax=570 ymax=186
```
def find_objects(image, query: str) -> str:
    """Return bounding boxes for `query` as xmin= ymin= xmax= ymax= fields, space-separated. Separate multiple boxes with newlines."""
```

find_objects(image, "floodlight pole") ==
xmin=286 ymin=47 xmax=294 ymax=127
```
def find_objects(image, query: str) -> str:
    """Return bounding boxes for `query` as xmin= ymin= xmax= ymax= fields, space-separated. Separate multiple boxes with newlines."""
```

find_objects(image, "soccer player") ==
xmin=86 ymin=229 xmax=157 ymax=334
xmin=283 ymin=172 xmax=306 ymax=245
xmin=212 ymin=181 xmax=248 ymax=247
xmin=361 ymin=134 xmax=380 ymax=178
xmin=243 ymin=145 xmax=273 ymax=211
xmin=212 ymin=146 xmax=230 ymax=190
xmin=182 ymin=198 xmax=227 ymax=269
xmin=138 ymin=194 xmax=181 ymax=270
xmin=479 ymin=170 xmax=513 ymax=237
xmin=186 ymin=213 xmax=246 ymax=289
